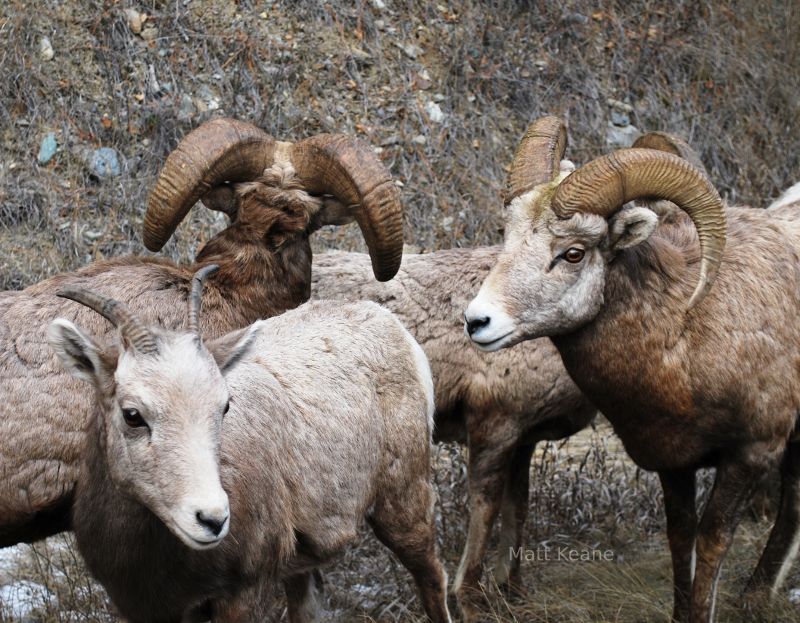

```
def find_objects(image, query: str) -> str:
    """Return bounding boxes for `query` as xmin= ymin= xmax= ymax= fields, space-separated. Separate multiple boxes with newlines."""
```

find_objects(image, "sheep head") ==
xmin=465 ymin=116 xmax=726 ymax=351
xmin=47 ymin=266 xmax=259 ymax=550
xmin=145 ymin=119 xmax=404 ymax=282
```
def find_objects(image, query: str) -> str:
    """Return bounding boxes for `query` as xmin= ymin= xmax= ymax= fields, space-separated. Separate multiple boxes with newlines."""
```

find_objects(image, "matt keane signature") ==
xmin=510 ymin=545 xmax=615 ymax=563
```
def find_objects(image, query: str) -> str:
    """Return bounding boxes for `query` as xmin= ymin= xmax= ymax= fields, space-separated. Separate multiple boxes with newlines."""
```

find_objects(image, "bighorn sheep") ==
xmin=47 ymin=267 xmax=451 ymax=623
xmin=465 ymin=116 xmax=800 ymax=622
xmin=311 ymin=251 xmax=595 ymax=617
xmin=0 ymin=118 xmax=402 ymax=548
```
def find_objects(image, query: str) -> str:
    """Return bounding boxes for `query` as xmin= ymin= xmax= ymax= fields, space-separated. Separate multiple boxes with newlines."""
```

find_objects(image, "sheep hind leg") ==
xmin=690 ymin=453 xmax=772 ymax=623
xmin=368 ymin=476 xmax=451 ymax=623
xmin=744 ymin=440 xmax=800 ymax=606
xmin=493 ymin=443 xmax=535 ymax=596
xmin=284 ymin=571 xmax=323 ymax=623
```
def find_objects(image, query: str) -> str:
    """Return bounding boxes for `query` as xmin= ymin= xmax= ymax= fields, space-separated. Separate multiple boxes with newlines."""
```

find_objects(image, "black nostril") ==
xmin=465 ymin=315 xmax=491 ymax=336
xmin=196 ymin=511 xmax=227 ymax=537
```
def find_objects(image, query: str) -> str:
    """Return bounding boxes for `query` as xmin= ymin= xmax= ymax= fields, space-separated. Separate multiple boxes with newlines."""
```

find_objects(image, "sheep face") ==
xmin=48 ymin=321 xmax=256 ymax=550
xmin=464 ymin=183 xmax=658 ymax=350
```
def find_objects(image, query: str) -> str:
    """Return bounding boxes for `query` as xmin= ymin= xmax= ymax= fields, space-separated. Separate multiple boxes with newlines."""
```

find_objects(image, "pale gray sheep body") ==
xmin=53 ymin=294 xmax=450 ymax=623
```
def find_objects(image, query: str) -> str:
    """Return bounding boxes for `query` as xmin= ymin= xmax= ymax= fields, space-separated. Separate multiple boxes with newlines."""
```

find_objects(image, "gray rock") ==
xmin=39 ymin=37 xmax=54 ymax=61
xmin=178 ymin=93 xmax=195 ymax=120
xmin=424 ymin=101 xmax=445 ymax=124
xmin=37 ymin=133 xmax=57 ymax=165
xmin=606 ymin=121 xmax=639 ymax=149
xmin=89 ymin=147 xmax=122 ymax=178
xmin=610 ymin=109 xmax=630 ymax=127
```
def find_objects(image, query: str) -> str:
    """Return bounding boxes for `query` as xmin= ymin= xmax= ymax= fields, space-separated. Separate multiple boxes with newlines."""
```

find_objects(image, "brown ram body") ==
xmin=465 ymin=116 xmax=800 ymax=622
xmin=312 ymin=247 xmax=595 ymax=615
xmin=0 ymin=119 xmax=403 ymax=548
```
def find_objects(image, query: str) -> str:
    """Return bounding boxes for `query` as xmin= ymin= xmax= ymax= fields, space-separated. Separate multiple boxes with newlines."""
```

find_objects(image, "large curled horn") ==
xmin=505 ymin=116 xmax=568 ymax=206
xmin=286 ymin=134 xmax=402 ymax=281
xmin=145 ymin=119 xmax=403 ymax=282
xmin=57 ymin=289 xmax=158 ymax=355
xmin=187 ymin=264 xmax=219 ymax=336
xmin=552 ymin=149 xmax=726 ymax=309
xmin=633 ymin=131 xmax=708 ymax=176
xmin=144 ymin=119 xmax=277 ymax=252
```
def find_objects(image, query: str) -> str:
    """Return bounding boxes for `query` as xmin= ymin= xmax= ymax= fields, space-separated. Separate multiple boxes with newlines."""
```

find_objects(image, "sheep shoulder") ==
xmin=555 ymin=206 xmax=800 ymax=469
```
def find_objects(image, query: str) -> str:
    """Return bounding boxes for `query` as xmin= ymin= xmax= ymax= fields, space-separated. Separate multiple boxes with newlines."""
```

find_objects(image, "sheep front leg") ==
xmin=745 ymin=440 xmax=800 ymax=606
xmin=494 ymin=443 xmax=535 ymax=595
xmin=453 ymin=418 xmax=517 ymax=621
xmin=659 ymin=469 xmax=697 ymax=623
xmin=690 ymin=454 xmax=771 ymax=623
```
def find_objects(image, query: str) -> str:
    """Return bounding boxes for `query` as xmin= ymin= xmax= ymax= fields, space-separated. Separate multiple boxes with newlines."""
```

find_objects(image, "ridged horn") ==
xmin=505 ymin=116 xmax=568 ymax=206
xmin=145 ymin=120 xmax=404 ymax=282
xmin=57 ymin=289 xmax=158 ymax=355
xmin=286 ymin=135 xmax=403 ymax=281
xmin=187 ymin=265 xmax=219 ymax=337
xmin=144 ymin=119 xmax=278 ymax=252
xmin=633 ymin=131 xmax=707 ymax=176
xmin=552 ymin=149 xmax=726 ymax=309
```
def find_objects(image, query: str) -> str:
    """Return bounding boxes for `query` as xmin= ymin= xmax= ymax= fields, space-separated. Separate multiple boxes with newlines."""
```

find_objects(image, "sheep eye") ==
xmin=223 ymin=401 xmax=230 ymax=416
xmin=122 ymin=408 xmax=146 ymax=428
xmin=564 ymin=248 xmax=585 ymax=263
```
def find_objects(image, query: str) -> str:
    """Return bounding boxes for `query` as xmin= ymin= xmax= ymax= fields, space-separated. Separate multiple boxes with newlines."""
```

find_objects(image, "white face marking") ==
xmin=111 ymin=333 xmax=231 ymax=549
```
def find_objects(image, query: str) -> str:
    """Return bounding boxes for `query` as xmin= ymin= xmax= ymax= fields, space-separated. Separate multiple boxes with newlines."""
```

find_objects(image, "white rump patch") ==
xmin=768 ymin=181 xmax=800 ymax=210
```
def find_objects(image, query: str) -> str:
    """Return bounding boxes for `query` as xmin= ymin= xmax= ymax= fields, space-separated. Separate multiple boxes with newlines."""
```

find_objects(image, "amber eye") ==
xmin=122 ymin=408 xmax=147 ymax=428
xmin=564 ymin=248 xmax=585 ymax=263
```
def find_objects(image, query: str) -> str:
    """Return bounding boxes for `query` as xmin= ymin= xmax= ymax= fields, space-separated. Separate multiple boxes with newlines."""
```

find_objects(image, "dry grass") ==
xmin=1 ymin=0 xmax=799 ymax=621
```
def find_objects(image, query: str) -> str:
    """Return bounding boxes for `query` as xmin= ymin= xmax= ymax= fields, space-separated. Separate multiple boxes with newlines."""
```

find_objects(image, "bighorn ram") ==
xmin=48 ymin=267 xmax=450 ymax=623
xmin=0 ymin=118 xmax=402 ymax=548
xmin=465 ymin=116 xmax=800 ymax=622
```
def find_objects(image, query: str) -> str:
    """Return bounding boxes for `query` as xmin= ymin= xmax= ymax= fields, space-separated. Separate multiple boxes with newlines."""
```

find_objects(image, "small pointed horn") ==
xmin=188 ymin=265 xmax=219 ymax=337
xmin=57 ymin=289 xmax=158 ymax=354
xmin=505 ymin=116 xmax=568 ymax=206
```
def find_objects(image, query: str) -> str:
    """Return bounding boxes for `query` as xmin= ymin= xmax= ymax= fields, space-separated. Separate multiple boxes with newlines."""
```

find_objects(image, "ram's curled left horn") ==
xmin=552 ymin=149 xmax=726 ymax=310
xmin=187 ymin=265 xmax=219 ymax=337
xmin=57 ymin=289 xmax=158 ymax=355
xmin=505 ymin=116 xmax=568 ymax=206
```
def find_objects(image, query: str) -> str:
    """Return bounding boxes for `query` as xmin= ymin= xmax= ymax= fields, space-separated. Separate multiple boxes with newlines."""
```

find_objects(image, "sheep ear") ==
xmin=47 ymin=319 xmax=114 ymax=386
xmin=206 ymin=323 xmax=261 ymax=375
xmin=607 ymin=206 xmax=659 ymax=251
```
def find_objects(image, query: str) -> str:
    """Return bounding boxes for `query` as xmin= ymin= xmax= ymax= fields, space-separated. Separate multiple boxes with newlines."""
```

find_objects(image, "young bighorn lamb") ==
xmin=0 ymin=118 xmax=402 ymax=548
xmin=48 ymin=267 xmax=450 ymax=623
xmin=465 ymin=116 xmax=800 ymax=622
xmin=311 ymin=246 xmax=595 ymax=616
